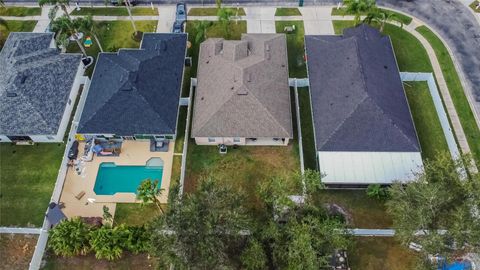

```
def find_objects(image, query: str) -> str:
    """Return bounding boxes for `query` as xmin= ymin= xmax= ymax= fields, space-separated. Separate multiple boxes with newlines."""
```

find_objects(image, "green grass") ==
xmin=70 ymin=7 xmax=158 ymax=16
xmin=43 ymin=253 xmax=157 ymax=269
xmin=275 ymin=21 xmax=306 ymax=78
xmin=0 ymin=20 xmax=37 ymax=49
xmin=349 ymin=237 xmax=420 ymax=269
xmin=297 ymin=88 xmax=317 ymax=170
xmin=275 ymin=8 xmax=301 ymax=16
xmin=66 ymin=20 xmax=157 ymax=76
xmin=404 ymin=82 xmax=450 ymax=161
xmin=0 ymin=7 xmax=41 ymax=16
xmin=187 ymin=7 xmax=246 ymax=16
xmin=170 ymin=156 xmax=182 ymax=189
xmin=313 ymin=190 xmax=392 ymax=228
xmin=470 ymin=1 xmax=480 ymax=12
xmin=0 ymin=144 xmax=65 ymax=226
xmin=416 ymin=26 xmax=480 ymax=162
xmin=114 ymin=203 xmax=158 ymax=226
xmin=331 ymin=7 xmax=412 ymax=25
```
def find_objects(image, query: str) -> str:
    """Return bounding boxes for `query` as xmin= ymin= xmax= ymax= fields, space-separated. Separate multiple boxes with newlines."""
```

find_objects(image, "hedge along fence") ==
xmin=48 ymin=218 xmax=152 ymax=261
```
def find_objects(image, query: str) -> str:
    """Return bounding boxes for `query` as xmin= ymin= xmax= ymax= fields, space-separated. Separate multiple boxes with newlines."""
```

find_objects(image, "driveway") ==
xmin=300 ymin=6 xmax=335 ymax=34
xmin=245 ymin=7 xmax=276 ymax=33
xmin=156 ymin=5 xmax=175 ymax=33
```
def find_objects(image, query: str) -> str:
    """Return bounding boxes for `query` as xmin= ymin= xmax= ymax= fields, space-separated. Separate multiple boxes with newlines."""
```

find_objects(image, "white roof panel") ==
xmin=318 ymin=151 xmax=423 ymax=184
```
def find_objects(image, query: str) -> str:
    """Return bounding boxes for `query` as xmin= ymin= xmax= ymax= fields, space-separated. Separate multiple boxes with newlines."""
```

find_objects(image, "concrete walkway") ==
xmin=0 ymin=227 xmax=41 ymax=234
xmin=156 ymin=5 xmax=176 ymax=33
xmin=299 ymin=6 xmax=334 ymax=34
xmin=245 ymin=7 xmax=276 ymax=33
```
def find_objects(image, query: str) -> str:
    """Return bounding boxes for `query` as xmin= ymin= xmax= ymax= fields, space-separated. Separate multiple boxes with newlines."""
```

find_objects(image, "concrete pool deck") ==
xmin=59 ymin=140 xmax=174 ymax=219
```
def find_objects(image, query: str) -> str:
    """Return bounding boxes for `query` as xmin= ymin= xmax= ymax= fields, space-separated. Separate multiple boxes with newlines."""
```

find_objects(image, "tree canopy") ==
xmin=387 ymin=154 xmax=480 ymax=259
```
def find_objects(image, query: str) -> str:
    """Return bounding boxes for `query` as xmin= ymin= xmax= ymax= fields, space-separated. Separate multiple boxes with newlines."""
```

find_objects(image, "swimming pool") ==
xmin=94 ymin=160 xmax=163 ymax=195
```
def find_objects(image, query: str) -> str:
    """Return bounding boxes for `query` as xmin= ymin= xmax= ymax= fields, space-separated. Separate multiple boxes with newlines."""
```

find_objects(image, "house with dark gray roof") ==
xmin=77 ymin=33 xmax=187 ymax=141
xmin=0 ymin=32 xmax=84 ymax=143
xmin=191 ymin=34 xmax=293 ymax=146
xmin=305 ymin=24 xmax=423 ymax=185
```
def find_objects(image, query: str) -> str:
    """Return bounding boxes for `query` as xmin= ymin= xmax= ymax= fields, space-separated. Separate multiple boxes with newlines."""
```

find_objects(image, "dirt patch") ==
xmin=0 ymin=234 xmax=38 ymax=270
xmin=43 ymin=253 xmax=157 ymax=270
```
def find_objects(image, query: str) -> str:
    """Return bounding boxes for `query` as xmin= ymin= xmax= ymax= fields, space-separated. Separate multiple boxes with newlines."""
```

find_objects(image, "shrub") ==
xmin=366 ymin=184 xmax=390 ymax=200
xmin=48 ymin=218 xmax=91 ymax=256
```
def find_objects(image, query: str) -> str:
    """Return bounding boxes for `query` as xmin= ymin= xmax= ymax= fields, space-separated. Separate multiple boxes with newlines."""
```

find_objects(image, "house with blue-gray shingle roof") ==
xmin=305 ymin=24 xmax=423 ymax=186
xmin=77 ymin=33 xmax=187 ymax=142
xmin=0 ymin=32 xmax=84 ymax=143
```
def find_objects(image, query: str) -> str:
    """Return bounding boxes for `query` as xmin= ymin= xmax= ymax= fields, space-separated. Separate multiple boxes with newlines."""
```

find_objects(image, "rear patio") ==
xmin=59 ymin=140 xmax=174 ymax=219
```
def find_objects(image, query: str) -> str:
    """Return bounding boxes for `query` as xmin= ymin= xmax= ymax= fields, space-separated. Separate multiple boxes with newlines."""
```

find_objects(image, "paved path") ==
xmin=0 ymin=227 xmax=41 ymax=234
xmin=299 ymin=6 xmax=334 ymax=34
xmin=245 ymin=7 xmax=276 ymax=33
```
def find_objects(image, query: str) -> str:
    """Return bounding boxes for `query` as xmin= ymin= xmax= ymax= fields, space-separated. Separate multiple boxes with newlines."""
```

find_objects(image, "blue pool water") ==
xmin=94 ymin=162 xmax=163 ymax=195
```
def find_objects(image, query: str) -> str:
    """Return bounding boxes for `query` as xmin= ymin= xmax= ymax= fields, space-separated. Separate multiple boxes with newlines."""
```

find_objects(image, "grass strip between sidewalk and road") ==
xmin=70 ymin=7 xmax=158 ymax=16
xmin=331 ymin=7 xmax=412 ymax=25
xmin=416 ymin=25 xmax=480 ymax=162
xmin=0 ymin=7 xmax=41 ymax=16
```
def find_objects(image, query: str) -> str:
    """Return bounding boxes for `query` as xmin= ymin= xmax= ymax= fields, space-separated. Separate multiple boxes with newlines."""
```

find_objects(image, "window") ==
xmin=233 ymin=137 xmax=240 ymax=143
xmin=208 ymin=137 xmax=215 ymax=143
xmin=68 ymin=99 xmax=72 ymax=105
xmin=47 ymin=136 xmax=55 ymax=140
xmin=165 ymin=135 xmax=174 ymax=139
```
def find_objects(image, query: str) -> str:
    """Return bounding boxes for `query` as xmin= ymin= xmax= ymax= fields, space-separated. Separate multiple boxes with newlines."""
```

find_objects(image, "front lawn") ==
xmin=0 ymin=7 xmax=41 ymax=16
xmin=331 ymin=7 xmax=412 ymax=25
xmin=114 ymin=203 xmax=158 ymax=226
xmin=66 ymin=20 xmax=157 ymax=76
xmin=187 ymin=7 xmax=246 ymax=16
xmin=312 ymin=190 xmax=392 ymax=228
xmin=0 ymin=143 xmax=65 ymax=226
xmin=275 ymin=8 xmax=301 ymax=16
xmin=470 ymin=1 xmax=480 ymax=12
xmin=70 ymin=7 xmax=158 ymax=16
xmin=0 ymin=20 xmax=37 ymax=49
xmin=275 ymin=21 xmax=306 ymax=78
xmin=416 ymin=26 xmax=480 ymax=162
xmin=349 ymin=237 xmax=420 ymax=269
xmin=404 ymin=81 xmax=450 ymax=161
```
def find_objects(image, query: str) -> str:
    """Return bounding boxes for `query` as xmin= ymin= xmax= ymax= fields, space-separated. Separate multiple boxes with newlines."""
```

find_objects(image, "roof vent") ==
xmin=265 ymin=44 xmax=270 ymax=51
xmin=246 ymin=73 xmax=251 ymax=82
xmin=160 ymin=41 xmax=167 ymax=51
xmin=21 ymin=75 xmax=27 ymax=84
xmin=384 ymin=65 xmax=388 ymax=69
xmin=6 ymin=92 xmax=17 ymax=97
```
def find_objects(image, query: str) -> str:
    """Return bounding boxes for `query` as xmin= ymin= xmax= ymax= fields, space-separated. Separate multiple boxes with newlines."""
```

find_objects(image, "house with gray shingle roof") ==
xmin=0 ymin=32 xmax=84 ymax=143
xmin=305 ymin=24 xmax=423 ymax=186
xmin=77 ymin=33 xmax=187 ymax=141
xmin=191 ymin=34 xmax=293 ymax=146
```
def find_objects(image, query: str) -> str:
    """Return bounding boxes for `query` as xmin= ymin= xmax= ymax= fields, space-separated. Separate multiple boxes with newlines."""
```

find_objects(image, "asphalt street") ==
xmin=4 ymin=0 xmax=480 ymax=118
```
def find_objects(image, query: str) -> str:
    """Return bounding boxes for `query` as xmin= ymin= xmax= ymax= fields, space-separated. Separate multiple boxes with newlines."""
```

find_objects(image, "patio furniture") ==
xmin=284 ymin=25 xmax=296 ymax=33
xmin=94 ymin=140 xmax=122 ymax=156
xmin=150 ymin=138 xmax=169 ymax=152
xmin=75 ymin=191 xmax=85 ymax=200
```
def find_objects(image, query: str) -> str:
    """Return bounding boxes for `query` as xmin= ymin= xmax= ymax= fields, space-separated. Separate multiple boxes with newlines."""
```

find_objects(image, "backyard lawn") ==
xmin=275 ymin=7 xmax=301 ymax=16
xmin=349 ymin=237 xmax=420 ymax=269
xmin=331 ymin=7 xmax=412 ymax=25
xmin=404 ymin=82 xmax=450 ymax=161
xmin=312 ymin=190 xmax=392 ymax=228
xmin=114 ymin=203 xmax=158 ymax=226
xmin=0 ymin=143 xmax=65 ymax=226
xmin=416 ymin=26 xmax=480 ymax=162
xmin=0 ymin=20 xmax=37 ymax=49
xmin=70 ymin=7 xmax=158 ymax=16
xmin=0 ymin=6 xmax=41 ymax=16
xmin=187 ymin=7 xmax=246 ymax=16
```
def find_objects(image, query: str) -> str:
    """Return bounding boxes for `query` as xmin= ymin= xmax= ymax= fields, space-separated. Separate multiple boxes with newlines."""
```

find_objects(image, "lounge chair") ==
xmin=75 ymin=191 xmax=86 ymax=200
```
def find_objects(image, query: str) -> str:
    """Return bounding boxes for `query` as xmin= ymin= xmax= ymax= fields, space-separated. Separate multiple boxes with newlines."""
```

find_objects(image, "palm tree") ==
xmin=217 ymin=7 xmax=234 ymax=38
xmin=38 ymin=0 xmax=71 ymax=19
xmin=0 ymin=0 xmax=5 ymax=7
xmin=343 ymin=0 xmax=377 ymax=26
xmin=194 ymin=21 xmax=211 ymax=44
xmin=51 ymin=15 xmax=88 ymax=56
xmin=363 ymin=8 xmax=402 ymax=32
xmin=118 ymin=0 xmax=140 ymax=39
xmin=79 ymin=15 xmax=104 ymax=52
xmin=136 ymin=179 xmax=165 ymax=214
